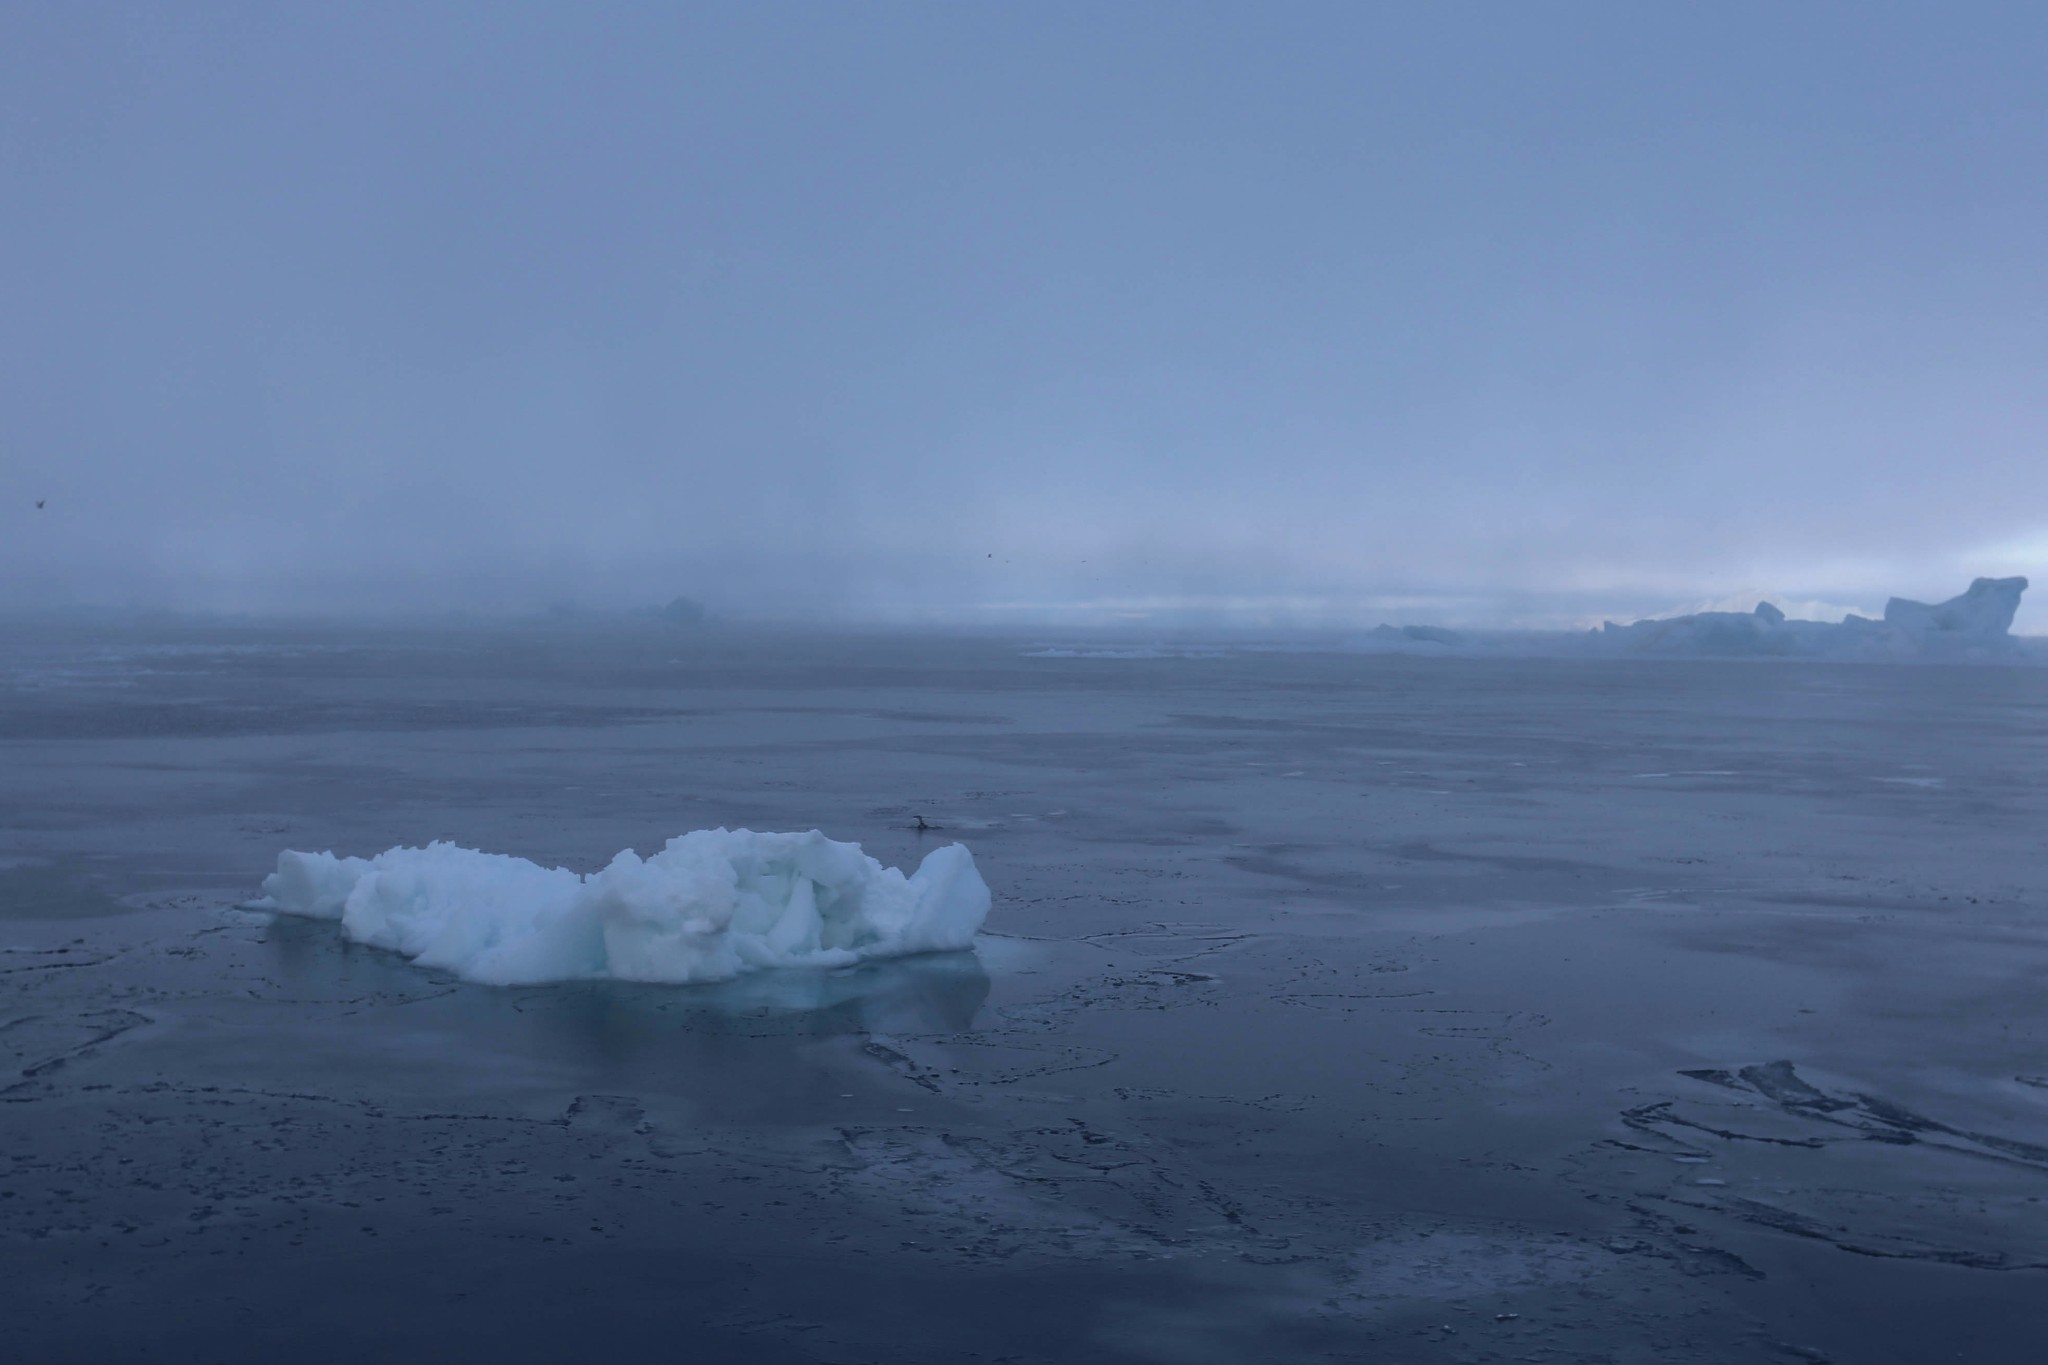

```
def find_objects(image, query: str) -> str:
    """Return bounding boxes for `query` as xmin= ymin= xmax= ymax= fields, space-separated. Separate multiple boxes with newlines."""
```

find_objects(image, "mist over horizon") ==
xmin=6 ymin=3 xmax=2046 ymax=631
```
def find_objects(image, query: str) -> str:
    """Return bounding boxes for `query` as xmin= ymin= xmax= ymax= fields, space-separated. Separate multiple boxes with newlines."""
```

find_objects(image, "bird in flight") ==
xmin=35 ymin=500 xmax=44 ymax=509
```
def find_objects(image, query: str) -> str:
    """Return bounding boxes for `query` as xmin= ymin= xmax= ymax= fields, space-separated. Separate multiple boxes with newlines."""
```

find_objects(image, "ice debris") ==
xmin=253 ymin=828 xmax=991 ymax=985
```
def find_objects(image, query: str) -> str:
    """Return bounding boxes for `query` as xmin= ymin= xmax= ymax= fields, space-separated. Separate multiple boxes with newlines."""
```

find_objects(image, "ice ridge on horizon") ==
xmin=1594 ymin=576 xmax=2028 ymax=659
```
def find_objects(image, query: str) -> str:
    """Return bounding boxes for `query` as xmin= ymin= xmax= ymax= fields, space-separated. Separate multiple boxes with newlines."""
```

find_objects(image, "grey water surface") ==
xmin=4 ymin=623 xmax=2045 ymax=1363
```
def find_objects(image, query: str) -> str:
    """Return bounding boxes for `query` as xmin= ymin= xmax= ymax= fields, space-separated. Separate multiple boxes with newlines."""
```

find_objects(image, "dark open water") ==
xmin=4 ymin=622 xmax=2046 ymax=1362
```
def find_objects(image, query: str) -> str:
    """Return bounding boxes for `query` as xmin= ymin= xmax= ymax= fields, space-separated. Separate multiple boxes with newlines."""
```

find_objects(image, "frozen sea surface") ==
xmin=3 ymin=621 xmax=2046 ymax=1363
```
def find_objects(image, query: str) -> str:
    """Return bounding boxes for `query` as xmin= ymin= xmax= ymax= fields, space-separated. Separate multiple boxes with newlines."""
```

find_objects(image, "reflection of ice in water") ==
xmin=690 ymin=950 xmax=991 ymax=1033
xmin=255 ymin=908 xmax=992 ymax=1043
xmin=514 ymin=952 xmax=991 ymax=1077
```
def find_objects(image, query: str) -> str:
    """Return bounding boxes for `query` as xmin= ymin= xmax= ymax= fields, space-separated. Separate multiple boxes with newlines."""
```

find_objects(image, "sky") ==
xmin=4 ymin=2 xmax=2046 ymax=629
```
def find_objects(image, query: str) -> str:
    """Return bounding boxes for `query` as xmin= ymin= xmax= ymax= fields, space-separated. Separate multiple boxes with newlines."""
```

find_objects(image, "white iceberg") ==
xmin=253 ymin=828 xmax=992 ymax=986
xmin=1874 ymin=576 xmax=2027 ymax=636
xmin=1594 ymin=577 xmax=2030 ymax=659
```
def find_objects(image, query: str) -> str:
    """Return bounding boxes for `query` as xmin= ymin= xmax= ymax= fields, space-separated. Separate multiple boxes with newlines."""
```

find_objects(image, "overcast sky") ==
xmin=5 ymin=2 xmax=2045 ymax=628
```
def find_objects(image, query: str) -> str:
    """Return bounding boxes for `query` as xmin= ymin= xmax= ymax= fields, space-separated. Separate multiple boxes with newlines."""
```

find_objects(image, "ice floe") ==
xmin=253 ymin=828 xmax=991 ymax=985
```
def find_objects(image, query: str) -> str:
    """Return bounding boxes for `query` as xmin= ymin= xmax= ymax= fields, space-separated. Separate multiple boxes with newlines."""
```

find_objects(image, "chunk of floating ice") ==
xmin=252 ymin=829 xmax=991 ymax=986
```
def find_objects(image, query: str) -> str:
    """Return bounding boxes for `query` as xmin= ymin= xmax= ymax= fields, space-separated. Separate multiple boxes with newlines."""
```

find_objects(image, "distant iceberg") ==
xmin=1873 ymin=576 xmax=2027 ymax=635
xmin=253 ymin=828 xmax=991 ymax=986
xmin=1595 ymin=577 xmax=2028 ymax=659
xmin=1361 ymin=623 xmax=1467 ymax=650
xmin=1007 ymin=579 xmax=2034 ymax=663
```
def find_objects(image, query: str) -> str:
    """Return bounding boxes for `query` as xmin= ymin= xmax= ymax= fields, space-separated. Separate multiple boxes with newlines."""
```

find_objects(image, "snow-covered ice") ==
xmin=254 ymin=828 xmax=992 ymax=985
